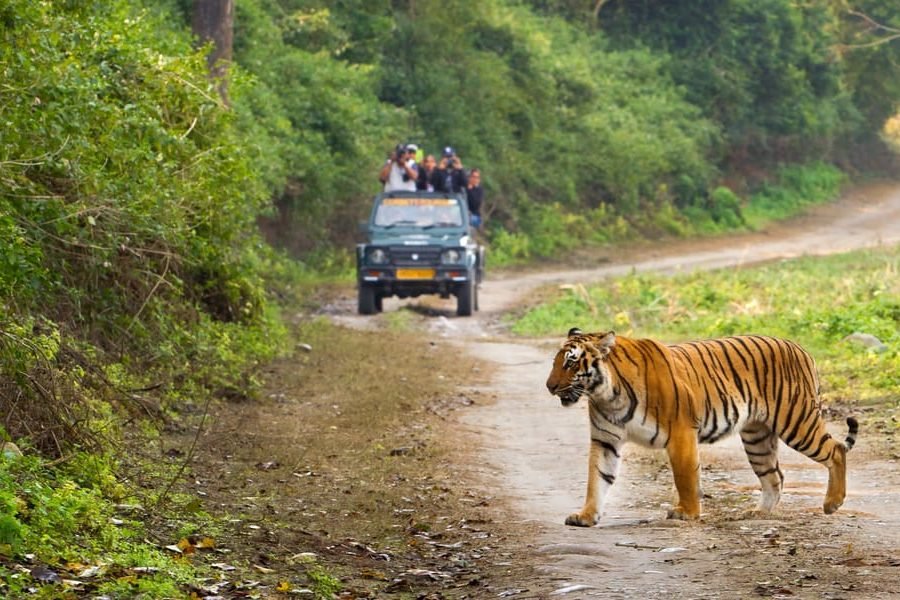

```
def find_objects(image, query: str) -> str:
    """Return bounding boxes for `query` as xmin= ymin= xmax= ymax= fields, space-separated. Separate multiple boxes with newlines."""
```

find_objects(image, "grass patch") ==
xmin=0 ymin=452 xmax=202 ymax=599
xmin=384 ymin=308 xmax=415 ymax=331
xmin=510 ymin=245 xmax=899 ymax=404
xmin=742 ymin=162 xmax=847 ymax=229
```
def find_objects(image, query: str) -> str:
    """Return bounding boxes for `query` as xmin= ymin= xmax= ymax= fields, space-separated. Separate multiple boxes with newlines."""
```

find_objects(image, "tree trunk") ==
xmin=192 ymin=0 xmax=233 ymax=104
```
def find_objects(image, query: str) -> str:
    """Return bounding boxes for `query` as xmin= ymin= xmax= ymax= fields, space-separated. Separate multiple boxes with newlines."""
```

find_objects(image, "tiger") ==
xmin=545 ymin=328 xmax=858 ymax=527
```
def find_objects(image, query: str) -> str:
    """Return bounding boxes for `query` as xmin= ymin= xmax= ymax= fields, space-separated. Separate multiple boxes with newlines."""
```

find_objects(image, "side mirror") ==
xmin=358 ymin=221 xmax=369 ymax=233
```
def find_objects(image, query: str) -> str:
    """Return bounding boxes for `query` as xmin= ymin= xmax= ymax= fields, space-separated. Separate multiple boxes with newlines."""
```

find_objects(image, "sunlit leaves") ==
xmin=883 ymin=112 xmax=900 ymax=154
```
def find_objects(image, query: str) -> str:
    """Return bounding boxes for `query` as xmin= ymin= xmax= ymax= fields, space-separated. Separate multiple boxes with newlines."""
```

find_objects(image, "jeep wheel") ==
xmin=456 ymin=280 xmax=474 ymax=317
xmin=358 ymin=285 xmax=377 ymax=315
xmin=375 ymin=294 xmax=383 ymax=313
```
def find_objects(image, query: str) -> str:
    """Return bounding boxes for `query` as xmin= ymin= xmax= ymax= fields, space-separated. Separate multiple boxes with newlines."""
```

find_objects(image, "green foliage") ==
xmin=0 ymin=0 xmax=292 ymax=446
xmin=837 ymin=1 xmax=900 ymax=128
xmin=379 ymin=4 xmax=719 ymax=215
xmin=489 ymin=201 xmax=631 ymax=266
xmin=306 ymin=563 xmax=342 ymax=598
xmin=227 ymin=0 xmax=405 ymax=252
xmin=743 ymin=162 xmax=846 ymax=228
xmin=0 ymin=453 xmax=197 ymax=596
xmin=489 ymin=159 xmax=846 ymax=264
xmin=77 ymin=0 xmax=895 ymax=271
xmin=115 ymin=0 xmax=900 ymax=267
xmin=511 ymin=246 xmax=900 ymax=402
xmin=708 ymin=187 xmax=747 ymax=229
xmin=0 ymin=2 xmax=294 ymax=588
xmin=595 ymin=0 xmax=859 ymax=153
xmin=0 ymin=0 xmax=272 ymax=325
xmin=197 ymin=0 xmax=893 ymax=264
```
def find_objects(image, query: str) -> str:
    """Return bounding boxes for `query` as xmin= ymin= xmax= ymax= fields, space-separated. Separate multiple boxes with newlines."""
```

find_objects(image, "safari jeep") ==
xmin=356 ymin=191 xmax=485 ymax=316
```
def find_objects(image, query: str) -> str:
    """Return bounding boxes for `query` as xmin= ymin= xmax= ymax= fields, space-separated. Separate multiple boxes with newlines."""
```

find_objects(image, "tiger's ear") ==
xmin=596 ymin=331 xmax=616 ymax=357
xmin=567 ymin=327 xmax=583 ymax=338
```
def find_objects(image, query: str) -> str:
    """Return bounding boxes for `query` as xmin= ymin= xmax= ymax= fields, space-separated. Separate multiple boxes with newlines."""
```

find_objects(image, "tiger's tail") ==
xmin=844 ymin=417 xmax=859 ymax=451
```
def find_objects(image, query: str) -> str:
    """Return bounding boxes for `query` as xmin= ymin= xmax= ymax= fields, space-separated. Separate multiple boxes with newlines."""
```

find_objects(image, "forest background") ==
xmin=0 ymin=0 xmax=898 ymax=596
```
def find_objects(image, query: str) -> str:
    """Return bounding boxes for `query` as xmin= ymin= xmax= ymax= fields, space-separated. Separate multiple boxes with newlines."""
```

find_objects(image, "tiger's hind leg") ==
xmin=740 ymin=423 xmax=783 ymax=513
xmin=780 ymin=415 xmax=858 ymax=515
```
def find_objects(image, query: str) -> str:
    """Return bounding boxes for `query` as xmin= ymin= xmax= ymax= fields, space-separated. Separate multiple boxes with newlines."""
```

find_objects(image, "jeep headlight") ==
xmin=441 ymin=249 xmax=462 ymax=264
xmin=368 ymin=248 xmax=389 ymax=265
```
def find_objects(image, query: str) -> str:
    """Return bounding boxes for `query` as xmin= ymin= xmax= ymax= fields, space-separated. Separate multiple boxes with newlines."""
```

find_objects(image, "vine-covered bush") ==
xmin=0 ymin=0 xmax=287 ymax=452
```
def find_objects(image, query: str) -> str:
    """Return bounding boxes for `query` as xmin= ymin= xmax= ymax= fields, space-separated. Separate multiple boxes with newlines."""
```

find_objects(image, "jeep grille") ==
xmin=390 ymin=247 xmax=441 ymax=266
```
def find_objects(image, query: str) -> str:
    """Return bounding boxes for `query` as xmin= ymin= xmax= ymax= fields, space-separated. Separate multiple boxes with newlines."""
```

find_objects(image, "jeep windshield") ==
xmin=373 ymin=197 xmax=464 ymax=228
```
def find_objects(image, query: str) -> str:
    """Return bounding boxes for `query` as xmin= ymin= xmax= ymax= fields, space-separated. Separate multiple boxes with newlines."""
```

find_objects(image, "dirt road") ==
xmin=342 ymin=183 xmax=900 ymax=598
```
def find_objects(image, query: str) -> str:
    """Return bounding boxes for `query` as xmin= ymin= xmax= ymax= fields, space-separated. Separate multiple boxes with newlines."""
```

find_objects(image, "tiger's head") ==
xmin=546 ymin=328 xmax=617 ymax=407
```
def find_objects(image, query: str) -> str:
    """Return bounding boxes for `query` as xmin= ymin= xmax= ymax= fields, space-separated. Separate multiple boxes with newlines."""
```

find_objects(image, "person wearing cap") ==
xmin=405 ymin=143 xmax=421 ymax=166
xmin=379 ymin=143 xmax=418 ymax=192
xmin=404 ymin=144 xmax=420 ymax=180
xmin=434 ymin=146 xmax=467 ymax=194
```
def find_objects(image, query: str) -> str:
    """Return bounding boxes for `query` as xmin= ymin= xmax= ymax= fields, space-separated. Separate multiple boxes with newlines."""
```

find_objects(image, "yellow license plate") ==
xmin=396 ymin=268 xmax=435 ymax=280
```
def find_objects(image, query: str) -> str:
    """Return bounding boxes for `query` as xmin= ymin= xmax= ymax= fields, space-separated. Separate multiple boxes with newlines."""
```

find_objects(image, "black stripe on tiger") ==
xmin=845 ymin=417 xmax=859 ymax=450
xmin=596 ymin=440 xmax=620 ymax=457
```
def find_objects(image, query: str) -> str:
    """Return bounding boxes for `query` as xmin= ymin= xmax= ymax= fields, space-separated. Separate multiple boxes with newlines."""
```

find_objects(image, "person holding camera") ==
xmin=379 ymin=143 xmax=418 ymax=192
xmin=433 ymin=146 xmax=467 ymax=194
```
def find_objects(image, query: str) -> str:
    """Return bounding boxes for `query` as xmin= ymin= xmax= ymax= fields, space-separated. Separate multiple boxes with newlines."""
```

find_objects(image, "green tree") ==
xmin=593 ymin=0 xmax=859 ymax=164
xmin=836 ymin=2 xmax=900 ymax=128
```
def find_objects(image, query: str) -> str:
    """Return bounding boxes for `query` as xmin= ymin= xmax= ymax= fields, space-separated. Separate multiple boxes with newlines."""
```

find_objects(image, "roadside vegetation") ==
xmin=510 ymin=246 xmax=900 ymax=405
xmin=0 ymin=2 xmax=290 ymax=596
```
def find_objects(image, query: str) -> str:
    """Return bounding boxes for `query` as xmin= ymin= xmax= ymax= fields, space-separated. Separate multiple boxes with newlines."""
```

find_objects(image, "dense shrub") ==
xmin=0 ymin=0 xmax=288 ymax=452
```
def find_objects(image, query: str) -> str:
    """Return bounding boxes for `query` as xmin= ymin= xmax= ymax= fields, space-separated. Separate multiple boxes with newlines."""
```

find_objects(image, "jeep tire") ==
xmin=358 ymin=285 xmax=377 ymax=315
xmin=456 ymin=279 xmax=474 ymax=317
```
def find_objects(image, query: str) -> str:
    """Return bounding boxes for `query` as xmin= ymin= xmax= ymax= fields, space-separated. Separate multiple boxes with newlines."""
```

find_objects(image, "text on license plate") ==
xmin=396 ymin=268 xmax=435 ymax=280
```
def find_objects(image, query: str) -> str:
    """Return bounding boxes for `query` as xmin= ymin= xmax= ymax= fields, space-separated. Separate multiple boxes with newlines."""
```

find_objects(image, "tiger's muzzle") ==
xmin=547 ymin=363 xmax=582 ymax=406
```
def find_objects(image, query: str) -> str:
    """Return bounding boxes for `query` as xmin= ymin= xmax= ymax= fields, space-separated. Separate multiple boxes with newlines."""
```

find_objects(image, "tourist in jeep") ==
xmin=466 ymin=167 xmax=484 ymax=230
xmin=416 ymin=153 xmax=437 ymax=191
xmin=434 ymin=146 xmax=467 ymax=194
xmin=378 ymin=143 xmax=418 ymax=192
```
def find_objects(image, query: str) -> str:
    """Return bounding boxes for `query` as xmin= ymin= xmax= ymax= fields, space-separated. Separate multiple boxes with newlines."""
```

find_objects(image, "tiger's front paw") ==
xmin=666 ymin=506 xmax=699 ymax=520
xmin=823 ymin=498 xmax=843 ymax=514
xmin=564 ymin=511 xmax=598 ymax=527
